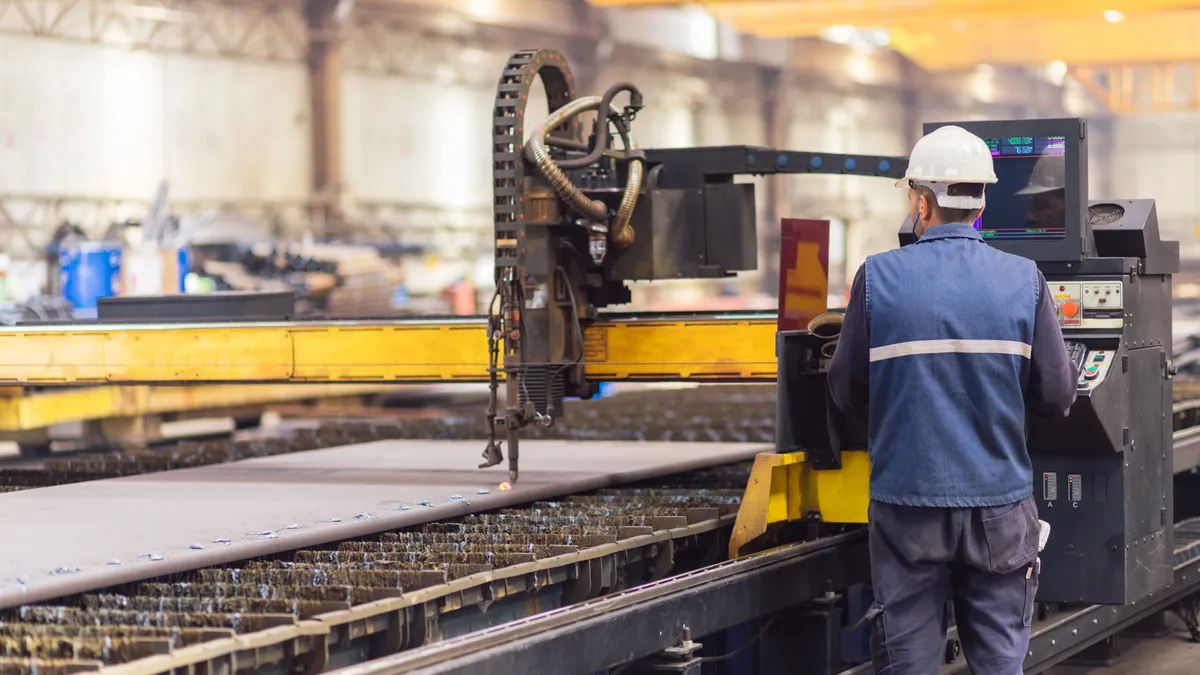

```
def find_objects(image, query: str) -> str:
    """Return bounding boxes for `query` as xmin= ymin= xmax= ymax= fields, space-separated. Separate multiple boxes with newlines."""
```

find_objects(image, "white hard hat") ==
xmin=898 ymin=126 xmax=997 ymax=209
xmin=1016 ymin=155 xmax=1066 ymax=195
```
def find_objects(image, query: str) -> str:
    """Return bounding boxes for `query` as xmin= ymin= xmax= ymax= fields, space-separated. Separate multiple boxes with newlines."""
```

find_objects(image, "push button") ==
xmin=1062 ymin=301 xmax=1080 ymax=318
xmin=1084 ymin=365 xmax=1100 ymax=380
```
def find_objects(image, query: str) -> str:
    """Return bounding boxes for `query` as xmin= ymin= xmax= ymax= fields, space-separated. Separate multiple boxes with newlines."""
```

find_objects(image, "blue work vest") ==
xmin=864 ymin=223 xmax=1040 ymax=507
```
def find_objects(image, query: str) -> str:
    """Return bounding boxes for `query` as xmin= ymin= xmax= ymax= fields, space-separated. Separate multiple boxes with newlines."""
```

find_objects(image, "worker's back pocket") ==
xmin=980 ymin=498 xmax=1038 ymax=575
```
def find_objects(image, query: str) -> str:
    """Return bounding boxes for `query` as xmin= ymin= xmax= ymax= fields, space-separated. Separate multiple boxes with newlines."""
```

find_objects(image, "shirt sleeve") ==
xmin=828 ymin=263 xmax=870 ymax=412
xmin=1028 ymin=269 xmax=1078 ymax=416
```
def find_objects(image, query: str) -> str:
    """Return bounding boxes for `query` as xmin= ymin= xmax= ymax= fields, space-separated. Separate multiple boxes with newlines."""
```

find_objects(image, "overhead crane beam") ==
xmin=728 ymin=11 xmax=1200 ymax=70
xmin=1072 ymin=62 xmax=1200 ymax=114
xmin=695 ymin=0 xmax=1200 ymax=24
xmin=588 ymin=1 xmax=1200 ymax=72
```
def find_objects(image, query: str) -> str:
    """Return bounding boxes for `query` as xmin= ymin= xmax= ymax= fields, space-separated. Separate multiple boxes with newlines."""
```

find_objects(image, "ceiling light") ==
xmin=1103 ymin=9 xmax=1124 ymax=22
xmin=1048 ymin=60 xmax=1068 ymax=84
xmin=821 ymin=25 xmax=856 ymax=45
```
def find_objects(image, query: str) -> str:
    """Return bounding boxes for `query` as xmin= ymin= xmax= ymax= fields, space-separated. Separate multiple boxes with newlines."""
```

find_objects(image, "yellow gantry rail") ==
xmin=0 ymin=315 xmax=779 ymax=385
xmin=0 ymin=384 xmax=392 ymax=433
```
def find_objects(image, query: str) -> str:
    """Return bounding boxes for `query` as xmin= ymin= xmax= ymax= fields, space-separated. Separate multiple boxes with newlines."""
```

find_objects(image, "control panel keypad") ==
xmin=1076 ymin=349 xmax=1112 ymax=390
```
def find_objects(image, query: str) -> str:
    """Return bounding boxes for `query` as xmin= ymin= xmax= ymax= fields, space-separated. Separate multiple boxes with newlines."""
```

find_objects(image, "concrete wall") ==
xmin=1110 ymin=113 xmax=1200 ymax=257
xmin=0 ymin=35 xmax=310 ymax=204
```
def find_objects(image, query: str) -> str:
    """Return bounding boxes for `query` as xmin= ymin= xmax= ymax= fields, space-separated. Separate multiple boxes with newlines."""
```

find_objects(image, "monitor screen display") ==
xmin=974 ymin=136 xmax=1067 ymax=240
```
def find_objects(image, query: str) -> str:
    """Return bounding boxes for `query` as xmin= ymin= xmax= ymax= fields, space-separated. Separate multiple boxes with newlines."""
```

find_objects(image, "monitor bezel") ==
xmin=922 ymin=118 xmax=1091 ymax=264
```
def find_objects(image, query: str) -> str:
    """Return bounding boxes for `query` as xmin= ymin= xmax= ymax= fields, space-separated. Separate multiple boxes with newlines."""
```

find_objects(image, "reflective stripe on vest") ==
xmin=868 ymin=339 xmax=1032 ymax=362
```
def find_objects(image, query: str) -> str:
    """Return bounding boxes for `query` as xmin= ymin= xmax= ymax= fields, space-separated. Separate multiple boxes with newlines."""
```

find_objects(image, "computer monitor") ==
xmin=972 ymin=136 xmax=1065 ymax=239
xmin=924 ymin=118 xmax=1092 ymax=264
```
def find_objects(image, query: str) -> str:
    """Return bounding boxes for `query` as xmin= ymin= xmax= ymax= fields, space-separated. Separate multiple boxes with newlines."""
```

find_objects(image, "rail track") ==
xmin=0 ymin=383 xmax=1197 ymax=675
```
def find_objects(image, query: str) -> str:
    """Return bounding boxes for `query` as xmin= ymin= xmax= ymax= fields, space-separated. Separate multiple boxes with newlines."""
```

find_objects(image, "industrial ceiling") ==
xmin=589 ymin=1 xmax=1200 ymax=70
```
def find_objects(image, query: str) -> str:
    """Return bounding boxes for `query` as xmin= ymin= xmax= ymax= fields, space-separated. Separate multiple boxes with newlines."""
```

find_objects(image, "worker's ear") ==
xmin=918 ymin=193 xmax=932 ymax=223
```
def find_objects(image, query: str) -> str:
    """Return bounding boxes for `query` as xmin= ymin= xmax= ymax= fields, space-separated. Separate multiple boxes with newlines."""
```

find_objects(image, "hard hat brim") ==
xmin=901 ymin=176 xmax=1000 ymax=189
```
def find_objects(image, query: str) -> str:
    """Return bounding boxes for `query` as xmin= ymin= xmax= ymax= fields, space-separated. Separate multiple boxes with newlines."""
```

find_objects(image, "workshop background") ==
xmin=0 ymin=3 xmax=1198 ymax=675
xmin=2 ymin=0 xmax=1195 ymax=315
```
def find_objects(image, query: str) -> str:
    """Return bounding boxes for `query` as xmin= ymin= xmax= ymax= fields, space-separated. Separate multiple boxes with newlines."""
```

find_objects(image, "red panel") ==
xmin=778 ymin=219 xmax=830 ymax=333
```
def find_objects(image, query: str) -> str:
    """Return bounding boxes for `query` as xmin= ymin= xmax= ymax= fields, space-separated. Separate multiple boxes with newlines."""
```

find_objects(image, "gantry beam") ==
xmin=0 ymin=316 xmax=777 ymax=384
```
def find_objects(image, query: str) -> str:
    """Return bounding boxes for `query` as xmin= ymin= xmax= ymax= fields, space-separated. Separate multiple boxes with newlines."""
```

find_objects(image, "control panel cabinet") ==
xmin=1028 ymin=272 xmax=1174 ymax=604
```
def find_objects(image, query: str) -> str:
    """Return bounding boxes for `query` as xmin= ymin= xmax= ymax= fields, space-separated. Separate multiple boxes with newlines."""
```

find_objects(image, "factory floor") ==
xmin=1046 ymin=616 xmax=1199 ymax=675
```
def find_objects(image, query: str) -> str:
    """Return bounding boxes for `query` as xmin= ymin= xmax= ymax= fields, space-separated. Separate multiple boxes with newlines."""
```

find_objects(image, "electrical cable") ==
xmin=554 ymin=266 xmax=585 ymax=370
xmin=523 ymin=93 xmax=643 ymax=248
xmin=556 ymin=82 xmax=642 ymax=170
xmin=1172 ymin=597 xmax=1200 ymax=642
xmin=693 ymin=615 xmax=778 ymax=664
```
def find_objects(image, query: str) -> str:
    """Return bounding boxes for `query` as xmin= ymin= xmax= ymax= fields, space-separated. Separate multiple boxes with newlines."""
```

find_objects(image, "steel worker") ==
xmin=827 ymin=125 xmax=1078 ymax=674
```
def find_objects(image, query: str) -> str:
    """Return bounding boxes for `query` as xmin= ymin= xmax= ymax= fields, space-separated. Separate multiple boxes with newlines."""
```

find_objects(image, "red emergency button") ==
xmin=1062 ymin=301 xmax=1079 ymax=318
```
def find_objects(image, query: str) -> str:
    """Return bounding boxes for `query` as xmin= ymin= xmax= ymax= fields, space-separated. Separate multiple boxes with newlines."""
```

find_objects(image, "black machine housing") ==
xmin=1023 ymin=197 xmax=1177 ymax=604
xmin=521 ymin=143 xmax=907 ymax=407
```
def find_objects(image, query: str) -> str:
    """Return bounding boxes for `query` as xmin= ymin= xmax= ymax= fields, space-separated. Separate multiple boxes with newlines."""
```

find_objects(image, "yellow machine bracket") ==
xmin=729 ymin=450 xmax=871 ymax=558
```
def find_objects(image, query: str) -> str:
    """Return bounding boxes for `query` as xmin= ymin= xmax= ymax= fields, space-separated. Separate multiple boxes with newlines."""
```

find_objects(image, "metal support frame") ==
xmin=317 ymin=426 xmax=1200 ymax=675
xmin=0 ymin=0 xmax=307 ymax=62
xmin=621 ymin=631 xmax=706 ymax=674
xmin=1016 ymin=549 xmax=1200 ymax=674
xmin=760 ymin=593 xmax=845 ymax=675
xmin=325 ymin=531 xmax=870 ymax=675
xmin=1072 ymin=63 xmax=1200 ymax=114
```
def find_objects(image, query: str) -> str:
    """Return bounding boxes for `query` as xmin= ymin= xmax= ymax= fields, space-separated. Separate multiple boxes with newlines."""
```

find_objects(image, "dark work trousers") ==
xmin=866 ymin=496 xmax=1040 ymax=675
